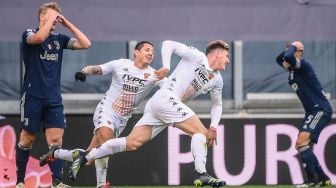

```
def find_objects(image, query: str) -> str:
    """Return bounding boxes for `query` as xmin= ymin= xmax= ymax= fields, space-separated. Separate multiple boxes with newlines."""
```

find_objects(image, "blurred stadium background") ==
xmin=0 ymin=0 xmax=335 ymax=187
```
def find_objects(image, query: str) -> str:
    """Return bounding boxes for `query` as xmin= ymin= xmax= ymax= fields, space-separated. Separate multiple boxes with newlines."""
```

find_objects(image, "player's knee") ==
xmin=19 ymin=136 xmax=35 ymax=148
xmin=48 ymin=138 xmax=63 ymax=146
xmin=17 ymin=142 xmax=32 ymax=151
xmin=127 ymin=140 xmax=143 ymax=151
xmin=296 ymin=132 xmax=311 ymax=149
xmin=19 ymin=130 xmax=36 ymax=147
xmin=295 ymin=138 xmax=310 ymax=150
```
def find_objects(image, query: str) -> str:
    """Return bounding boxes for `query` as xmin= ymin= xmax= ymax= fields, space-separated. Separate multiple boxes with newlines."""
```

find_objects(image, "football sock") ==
xmin=48 ymin=158 xmax=64 ymax=182
xmin=54 ymin=148 xmax=74 ymax=161
xmin=191 ymin=133 xmax=207 ymax=174
xmin=86 ymin=137 xmax=126 ymax=161
xmin=298 ymin=145 xmax=315 ymax=182
xmin=312 ymin=153 xmax=328 ymax=180
xmin=16 ymin=143 xmax=30 ymax=183
xmin=95 ymin=157 xmax=109 ymax=188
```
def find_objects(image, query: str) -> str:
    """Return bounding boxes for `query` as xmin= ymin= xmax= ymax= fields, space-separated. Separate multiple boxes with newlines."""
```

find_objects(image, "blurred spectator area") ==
xmin=0 ymin=41 xmax=335 ymax=115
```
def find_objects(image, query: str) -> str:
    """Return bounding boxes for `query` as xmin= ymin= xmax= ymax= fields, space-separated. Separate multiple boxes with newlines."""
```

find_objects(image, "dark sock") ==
xmin=298 ymin=145 xmax=316 ymax=183
xmin=312 ymin=154 xmax=328 ymax=180
xmin=48 ymin=158 xmax=64 ymax=184
xmin=16 ymin=143 xmax=30 ymax=184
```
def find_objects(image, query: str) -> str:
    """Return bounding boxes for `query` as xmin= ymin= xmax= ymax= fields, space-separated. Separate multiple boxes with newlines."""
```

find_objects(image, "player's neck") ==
xmin=134 ymin=61 xmax=148 ymax=69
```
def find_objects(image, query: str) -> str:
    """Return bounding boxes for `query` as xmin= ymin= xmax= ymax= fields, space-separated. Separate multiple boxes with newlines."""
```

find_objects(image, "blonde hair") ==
xmin=206 ymin=40 xmax=230 ymax=55
xmin=38 ymin=2 xmax=61 ymax=20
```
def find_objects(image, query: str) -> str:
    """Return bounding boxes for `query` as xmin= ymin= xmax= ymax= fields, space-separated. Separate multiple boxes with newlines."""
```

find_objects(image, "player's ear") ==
xmin=134 ymin=49 xmax=140 ymax=58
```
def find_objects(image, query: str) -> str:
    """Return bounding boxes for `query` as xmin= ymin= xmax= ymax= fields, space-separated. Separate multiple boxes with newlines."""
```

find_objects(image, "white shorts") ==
xmin=93 ymin=97 xmax=129 ymax=138
xmin=135 ymin=89 xmax=195 ymax=138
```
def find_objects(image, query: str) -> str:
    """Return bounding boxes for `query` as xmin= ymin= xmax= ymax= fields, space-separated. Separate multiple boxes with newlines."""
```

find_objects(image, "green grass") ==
xmin=74 ymin=186 xmax=296 ymax=188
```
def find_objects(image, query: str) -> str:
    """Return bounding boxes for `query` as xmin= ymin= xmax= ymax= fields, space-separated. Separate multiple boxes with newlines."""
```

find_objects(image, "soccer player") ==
xmin=276 ymin=41 xmax=333 ymax=187
xmin=40 ymin=41 xmax=165 ymax=188
xmin=68 ymin=40 xmax=229 ymax=187
xmin=16 ymin=2 xmax=91 ymax=188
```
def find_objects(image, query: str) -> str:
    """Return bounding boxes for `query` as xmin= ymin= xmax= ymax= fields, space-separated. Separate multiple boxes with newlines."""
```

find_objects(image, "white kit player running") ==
xmin=40 ymin=41 xmax=165 ymax=188
xmin=69 ymin=40 xmax=230 ymax=188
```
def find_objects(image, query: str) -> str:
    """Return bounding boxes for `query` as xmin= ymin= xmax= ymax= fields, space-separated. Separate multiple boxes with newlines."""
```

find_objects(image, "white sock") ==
xmin=86 ymin=137 xmax=126 ymax=161
xmin=54 ymin=148 xmax=74 ymax=161
xmin=191 ymin=133 xmax=207 ymax=174
xmin=95 ymin=157 xmax=109 ymax=188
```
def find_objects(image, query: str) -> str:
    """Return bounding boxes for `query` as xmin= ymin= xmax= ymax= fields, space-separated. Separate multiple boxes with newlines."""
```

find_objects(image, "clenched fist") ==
xmin=75 ymin=71 xmax=86 ymax=82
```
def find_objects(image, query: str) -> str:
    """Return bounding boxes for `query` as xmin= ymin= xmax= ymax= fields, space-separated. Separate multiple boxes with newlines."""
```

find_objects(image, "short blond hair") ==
xmin=206 ymin=40 xmax=230 ymax=55
xmin=38 ymin=2 xmax=61 ymax=19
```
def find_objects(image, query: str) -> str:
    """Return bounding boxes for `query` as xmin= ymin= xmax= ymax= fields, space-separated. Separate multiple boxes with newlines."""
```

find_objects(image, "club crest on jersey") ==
xmin=144 ymin=73 xmax=151 ymax=79
xmin=54 ymin=41 xmax=60 ymax=50
xmin=48 ymin=44 xmax=52 ymax=50
xmin=208 ymin=73 xmax=214 ymax=80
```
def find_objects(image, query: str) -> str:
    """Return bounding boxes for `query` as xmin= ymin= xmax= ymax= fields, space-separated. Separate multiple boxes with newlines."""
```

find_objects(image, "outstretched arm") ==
xmin=75 ymin=65 xmax=102 ymax=82
xmin=81 ymin=65 xmax=103 ymax=75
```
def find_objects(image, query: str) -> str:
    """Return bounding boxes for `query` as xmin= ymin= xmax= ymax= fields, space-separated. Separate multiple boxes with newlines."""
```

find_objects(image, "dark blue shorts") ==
xmin=20 ymin=93 xmax=67 ymax=133
xmin=301 ymin=110 xmax=332 ymax=143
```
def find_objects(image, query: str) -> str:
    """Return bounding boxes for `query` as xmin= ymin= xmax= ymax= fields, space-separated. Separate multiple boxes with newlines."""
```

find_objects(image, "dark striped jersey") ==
xmin=276 ymin=45 xmax=332 ymax=113
xmin=21 ymin=28 xmax=75 ymax=98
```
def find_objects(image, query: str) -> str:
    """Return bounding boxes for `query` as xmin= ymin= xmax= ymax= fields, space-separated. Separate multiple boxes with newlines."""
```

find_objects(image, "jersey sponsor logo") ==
xmin=40 ymin=51 xmax=59 ymax=62
xmin=122 ymin=74 xmax=147 ymax=86
xmin=122 ymin=84 xmax=139 ymax=93
xmin=191 ymin=79 xmax=202 ymax=91
xmin=195 ymin=68 xmax=210 ymax=84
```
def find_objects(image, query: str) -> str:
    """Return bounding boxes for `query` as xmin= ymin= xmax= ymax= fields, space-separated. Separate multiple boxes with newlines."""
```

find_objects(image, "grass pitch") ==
xmin=75 ymin=186 xmax=298 ymax=188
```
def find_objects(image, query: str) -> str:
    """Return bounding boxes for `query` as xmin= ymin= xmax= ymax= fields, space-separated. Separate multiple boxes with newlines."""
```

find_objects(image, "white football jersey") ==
xmin=99 ymin=58 xmax=158 ymax=117
xmin=161 ymin=43 xmax=223 ymax=102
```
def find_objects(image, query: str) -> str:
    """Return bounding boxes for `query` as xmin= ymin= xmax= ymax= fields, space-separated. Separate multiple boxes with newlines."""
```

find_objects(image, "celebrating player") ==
xmin=40 ymin=41 xmax=165 ymax=188
xmin=68 ymin=40 xmax=229 ymax=187
xmin=276 ymin=41 xmax=333 ymax=187
xmin=16 ymin=2 xmax=91 ymax=188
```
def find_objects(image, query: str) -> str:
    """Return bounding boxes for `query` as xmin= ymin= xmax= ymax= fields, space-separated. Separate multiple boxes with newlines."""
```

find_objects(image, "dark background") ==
xmin=1 ymin=115 xmax=335 ymax=186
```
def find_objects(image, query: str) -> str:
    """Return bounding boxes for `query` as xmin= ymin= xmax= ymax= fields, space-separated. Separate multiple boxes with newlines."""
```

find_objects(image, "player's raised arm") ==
xmin=283 ymin=41 xmax=304 ymax=69
xmin=161 ymin=40 xmax=205 ymax=69
xmin=27 ymin=7 xmax=59 ymax=44
xmin=58 ymin=14 xmax=91 ymax=49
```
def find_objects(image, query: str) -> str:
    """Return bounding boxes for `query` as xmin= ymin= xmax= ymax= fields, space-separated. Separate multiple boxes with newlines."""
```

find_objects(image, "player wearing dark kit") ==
xmin=276 ymin=41 xmax=332 ymax=187
xmin=16 ymin=2 xmax=91 ymax=188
